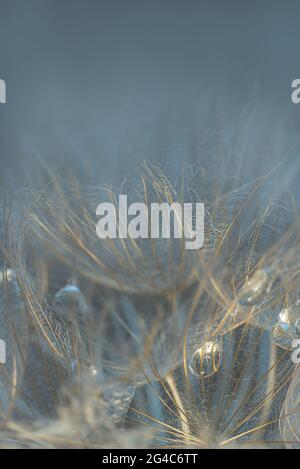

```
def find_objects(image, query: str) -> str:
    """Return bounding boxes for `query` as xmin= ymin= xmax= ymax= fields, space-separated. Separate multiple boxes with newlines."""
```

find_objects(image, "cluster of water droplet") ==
xmin=237 ymin=267 xmax=300 ymax=350
xmin=51 ymin=284 xmax=137 ymax=421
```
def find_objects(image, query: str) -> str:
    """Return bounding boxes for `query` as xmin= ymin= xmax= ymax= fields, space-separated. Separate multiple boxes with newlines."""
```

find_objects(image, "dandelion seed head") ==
xmin=0 ymin=153 xmax=299 ymax=448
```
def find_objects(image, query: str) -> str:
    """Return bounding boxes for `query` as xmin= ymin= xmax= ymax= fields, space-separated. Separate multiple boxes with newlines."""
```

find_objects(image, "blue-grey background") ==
xmin=0 ymin=0 xmax=300 ymax=188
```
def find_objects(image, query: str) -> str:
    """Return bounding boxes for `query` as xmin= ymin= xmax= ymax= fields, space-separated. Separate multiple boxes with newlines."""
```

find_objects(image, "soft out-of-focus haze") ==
xmin=0 ymin=0 xmax=300 ymax=191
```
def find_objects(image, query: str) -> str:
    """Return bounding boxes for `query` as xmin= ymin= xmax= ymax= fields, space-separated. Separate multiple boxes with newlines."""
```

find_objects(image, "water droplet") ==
xmin=294 ymin=317 xmax=300 ymax=335
xmin=0 ymin=268 xmax=14 ymax=284
xmin=271 ymin=301 xmax=300 ymax=350
xmin=189 ymin=337 xmax=223 ymax=378
xmin=53 ymin=284 xmax=89 ymax=322
xmin=238 ymin=269 xmax=271 ymax=306
xmin=0 ymin=268 xmax=21 ymax=296
xmin=272 ymin=311 xmax=291 ymax=349
xmin=89 ymin=365 xmax=98 ymax=376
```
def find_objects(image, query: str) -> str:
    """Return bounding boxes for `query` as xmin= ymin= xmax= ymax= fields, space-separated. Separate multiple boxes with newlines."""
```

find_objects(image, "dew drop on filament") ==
xmin=238 ymin=269 xmax=271 ymax=306
xmin=0 ymin=268 xmax=14 ymax=284
xmin=189 ymin=337 xmax=223 ymax=378
xmin=53 ymin=284 xmax=89 ymax=322
xmin=271 ymin=301 xmax=300 ymax=350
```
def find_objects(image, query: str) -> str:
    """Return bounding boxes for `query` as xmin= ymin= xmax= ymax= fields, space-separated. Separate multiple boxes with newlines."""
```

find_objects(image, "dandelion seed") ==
xmin=0 ymin=159 xmax=298 ymax=448
xmin=0 ymin=267 xmax=30 ymax=417
xmin=280 ymin=364 xmax=300 ymax=448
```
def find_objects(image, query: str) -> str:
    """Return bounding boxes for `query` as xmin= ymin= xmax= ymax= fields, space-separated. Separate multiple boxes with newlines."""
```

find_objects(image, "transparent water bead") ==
xmin=53 ymin=284 xmax=89 ymax=322
xmin=238 ymin=269 xmax=272 ymax=307
xmin=0 ymin=268 xmax=21 ymax=301
xmin=189 ymin=337 xmax=223 ymax=378
xmin=0 ymin=268 xmax=14 ymax=284
xmin=89 ymin=365 xmax=98 ymax=376
xmin=0 ymin=267 xmax=26 ymax=318
xmin=271 ymin=301 xmax=300 ymax=350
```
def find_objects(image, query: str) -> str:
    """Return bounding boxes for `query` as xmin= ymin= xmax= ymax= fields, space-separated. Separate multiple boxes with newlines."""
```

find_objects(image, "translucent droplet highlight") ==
xmin=53 ymin=284 xmax=89 ymax=322
xmin=238 ymin=269 xmax=271 ymax=306
xmin=0 ymin=268 xmax=14 ymax=284
xmin=189 ymin=337 xmax=223 ymax=378
xmin=272 ymin=301 xmax=300 ymax=350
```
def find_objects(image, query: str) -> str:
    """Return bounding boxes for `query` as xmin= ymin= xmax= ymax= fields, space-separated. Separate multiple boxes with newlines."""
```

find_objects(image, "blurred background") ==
xmin=0 ymin=0 xmax=300 ymax=190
